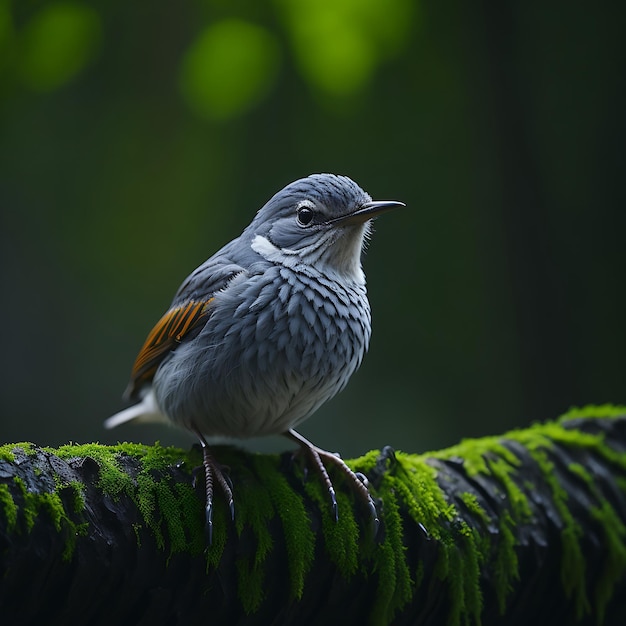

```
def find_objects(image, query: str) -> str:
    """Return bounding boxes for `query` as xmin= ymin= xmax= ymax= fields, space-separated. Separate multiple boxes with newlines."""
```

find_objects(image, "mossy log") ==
xmin=1 ymin=405 xmax=626 ymax=625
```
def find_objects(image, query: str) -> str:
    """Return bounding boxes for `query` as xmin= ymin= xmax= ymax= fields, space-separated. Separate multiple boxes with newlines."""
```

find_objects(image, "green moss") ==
xmin=514 ymin=422 xmax=626 ymax=620
xmin=53 ymin=441 xmax=205 ymax=558
xmin=355 ymin=450 xmax=489 ymax=626
xmin=590 ymin=500 xmax=626 ymax=623
xmin=459 ymin=492 xmax=489 ymax=529
xmin=456 ymin=494 xmax=492 ymax=619
xmin=523 ymin=423 xmax=626 ymax=473
xmin=233 ymin=453 xmax=276 ymax=613
xmin=566 ymin=461 xmax=626 ymax=623
xmin=411 ymin=407 xmax=626 ymax=623
xmin=567 ymin=462 xmax=592 ymax=483
xmin=415 ymin=559 xmax=425 ymax=588
xmin=0 ymin=442 xmax=35 ymax=462
xmin=67 ymin=481 xmax=86 ymax=514
xmin=433 ymin=438 xmax=531 ymax=525
xmin=10 ymin=474 xmax=87 ymax=560
xmin=417 ymin=440 xmax=526 ymax=623
xmin=529 ymin=446 xmax=588 ymax=615
xmin=132 ymin=522 xmax=142 ymax=547
xmin=443 ymin=528 xmax=483 ymax=626
xmin=362 ymin=451 xmax=485 ymax=626
xmin=492 ymin=511 xmax=519 ymax=614
xmin=54 ymin=442 xmax=136 ymax=498
xmin=303 ymin=468 xmax=360 ymax=578
xmin=204 ymin=502 xmax=228 ymax=569
xmin=173 ymin=482 xmax=205 ymax=553
xmin=558 ymin=404 xmax=626 ymax=421
xmin=351 ymin=448 xmax=383 ymax=474
xmin=0 ymin=483 xmax=18 ymax=531
xmin=392 ymin=453 xmax=456 ymax=536
xmin=368 ymin=475 xmax=413 ymax=626
xmin=13 ymin=476 xmax=37 ymax=532
xmin=432 ymin=436 xmax=520 ymax=476
xmin=258 ymin=454 xmax=315 ymax=600
xmin=616 ymin=477 xmax=626 ymax=494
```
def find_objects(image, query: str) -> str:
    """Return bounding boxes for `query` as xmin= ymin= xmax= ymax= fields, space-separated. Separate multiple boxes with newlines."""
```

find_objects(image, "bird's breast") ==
xmin=153 ymin=265 xmax=371 ymax=437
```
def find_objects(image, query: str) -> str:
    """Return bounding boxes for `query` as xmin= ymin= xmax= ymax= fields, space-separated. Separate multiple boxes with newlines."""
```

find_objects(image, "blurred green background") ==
xmin=0 ymin=1 xmax=624 ymax=457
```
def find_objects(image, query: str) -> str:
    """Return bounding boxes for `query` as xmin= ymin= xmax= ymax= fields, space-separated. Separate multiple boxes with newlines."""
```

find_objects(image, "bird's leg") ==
xmin=287 ymin=429 xmax=338 ymax=521
xmin=284 ymin=429 xmax=379 ymax=533
xmin=192 ymin=427 xmax=235 ymax=545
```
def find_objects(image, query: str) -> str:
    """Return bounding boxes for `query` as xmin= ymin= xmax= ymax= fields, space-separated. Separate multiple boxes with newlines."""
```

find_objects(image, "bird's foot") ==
xmin=192 ymin=428 xmax=234 ymax=545
xmin=285 ymin=429 xmax=379 ymax=536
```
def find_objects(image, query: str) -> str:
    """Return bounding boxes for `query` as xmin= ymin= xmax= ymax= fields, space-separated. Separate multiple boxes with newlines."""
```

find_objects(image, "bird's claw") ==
xmin=329 ymin=486 xmax=338 ymax=523
xmin=205 ymin=501 xmax=214 ymax=546
xmin=285 ymin=429 xmax=380 ymax=536
xmin=192 ymin=427 xmax=235 ymax=545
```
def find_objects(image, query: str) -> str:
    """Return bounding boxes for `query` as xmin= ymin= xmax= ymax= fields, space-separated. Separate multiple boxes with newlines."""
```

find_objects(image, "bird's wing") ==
xmin=123 ymin=244 xmax=252 ymax=401
xmin=124 ymin=299 xmax=213 ymax=400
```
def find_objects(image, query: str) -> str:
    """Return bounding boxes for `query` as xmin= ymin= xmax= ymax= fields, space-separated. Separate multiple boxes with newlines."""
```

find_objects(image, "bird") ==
xmin=105 ymin=173 xmax=405 ymax=542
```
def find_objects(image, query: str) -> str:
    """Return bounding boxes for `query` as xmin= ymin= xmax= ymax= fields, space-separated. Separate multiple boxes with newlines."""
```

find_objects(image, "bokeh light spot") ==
xmin=17 ymin=2 xmax=102 ymax=92
xmin=275 ymin=0 xmax=414 ymax=98
xmin=180 ymin=19 xmax=280 ymax=121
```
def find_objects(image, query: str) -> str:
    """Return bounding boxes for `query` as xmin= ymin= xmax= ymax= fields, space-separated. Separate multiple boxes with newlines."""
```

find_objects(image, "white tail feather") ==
xmin=104 ymin=390 xmax=168 ymax=429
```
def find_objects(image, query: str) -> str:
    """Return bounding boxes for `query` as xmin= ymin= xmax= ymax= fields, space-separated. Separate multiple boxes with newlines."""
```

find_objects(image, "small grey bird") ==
xmin=105 ymin=173 xmax=404 ymax=540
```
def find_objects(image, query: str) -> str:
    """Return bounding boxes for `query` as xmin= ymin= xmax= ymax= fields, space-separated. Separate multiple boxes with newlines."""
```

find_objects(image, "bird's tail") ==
xmin=104 ymin=389 xmax=168 ymax=429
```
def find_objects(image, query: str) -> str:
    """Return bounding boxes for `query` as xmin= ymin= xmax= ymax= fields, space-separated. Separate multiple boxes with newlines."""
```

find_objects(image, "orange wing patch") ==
xmin=125 ymin=299 xmax=213 ymax=399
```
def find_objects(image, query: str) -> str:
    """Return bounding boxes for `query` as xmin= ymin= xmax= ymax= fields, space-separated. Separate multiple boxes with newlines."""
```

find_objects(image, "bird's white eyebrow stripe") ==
xmin=250 ymin=232 xmax=353 ymax=280
xmin=251 ymin=232 xmax=334 ymax=263
xmin=251 ymin=234 xmax=290 ymax=258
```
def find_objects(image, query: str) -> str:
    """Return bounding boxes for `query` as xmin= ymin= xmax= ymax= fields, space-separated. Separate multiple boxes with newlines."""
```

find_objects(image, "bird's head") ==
xmin=246 ymin=173 xmax=404 ymax=283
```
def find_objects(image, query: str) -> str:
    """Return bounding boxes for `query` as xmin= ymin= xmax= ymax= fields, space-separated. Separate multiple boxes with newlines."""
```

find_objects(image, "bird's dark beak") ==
xmin=328 ymin=200 xmax=406 ymax=226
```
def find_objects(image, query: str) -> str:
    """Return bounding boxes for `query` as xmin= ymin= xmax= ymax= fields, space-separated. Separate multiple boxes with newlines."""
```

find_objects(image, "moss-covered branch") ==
xmin=1 ymin=405 xmax=626 ymax=625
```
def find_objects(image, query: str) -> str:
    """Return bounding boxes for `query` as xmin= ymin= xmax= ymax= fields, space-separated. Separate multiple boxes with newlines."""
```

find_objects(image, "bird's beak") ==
xmin=327 ymin=200 xmax=406 ymax=226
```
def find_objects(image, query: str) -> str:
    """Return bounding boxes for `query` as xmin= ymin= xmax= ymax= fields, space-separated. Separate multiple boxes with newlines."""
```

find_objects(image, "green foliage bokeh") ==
xmin=0 ymin=0 xmax=624 ymax=456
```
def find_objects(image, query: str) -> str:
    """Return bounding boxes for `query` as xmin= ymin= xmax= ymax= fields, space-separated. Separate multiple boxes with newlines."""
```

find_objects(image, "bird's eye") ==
xmin=297 ymin=206 xmax=315 ymax=226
